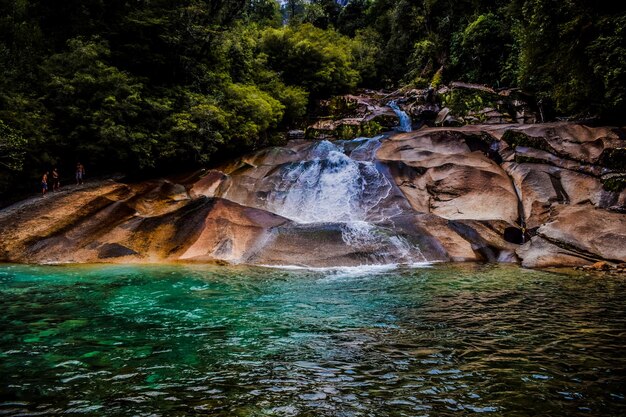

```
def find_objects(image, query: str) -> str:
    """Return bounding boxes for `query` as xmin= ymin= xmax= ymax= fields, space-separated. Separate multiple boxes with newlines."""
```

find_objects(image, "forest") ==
xmin=1 ymin=0 xmax=624 ymax=198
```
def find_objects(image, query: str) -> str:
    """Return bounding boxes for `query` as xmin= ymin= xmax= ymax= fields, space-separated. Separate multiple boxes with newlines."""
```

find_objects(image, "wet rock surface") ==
xmin=0 ymin=122 xmax=624 ymax=268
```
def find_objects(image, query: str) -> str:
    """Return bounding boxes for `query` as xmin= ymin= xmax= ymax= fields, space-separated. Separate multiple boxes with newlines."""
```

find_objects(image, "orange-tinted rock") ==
xmin=1 ymin=122 xmax=624 ymax=268
xmin=536 ymin=205 xmax=626 ymax=263
xmin=517 ymin=236 xmax=595 ymax=268
xmin=590 ymin=261 xmax=611 ymax=271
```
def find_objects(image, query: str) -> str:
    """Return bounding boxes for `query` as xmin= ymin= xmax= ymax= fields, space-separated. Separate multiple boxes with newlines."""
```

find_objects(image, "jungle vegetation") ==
xmin=1 ymin=0 xmax=624 ymax=197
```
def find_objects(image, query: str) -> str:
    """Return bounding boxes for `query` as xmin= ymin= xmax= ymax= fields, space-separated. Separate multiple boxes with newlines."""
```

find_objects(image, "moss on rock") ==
xmin=501 ymin=130 xmax=557 ymax=154
xmin=598 ymin=148 xmax=626 ymax=171
xmin=306 ymin=119 xmax=384 ymax=140
xmin=336 ymin=120 xmax=384 ymax=140
xmin=602 ymin=175 xmax=626 ymax=192
xmin=327 ymin=96 xmax=359 ymax=117
xmin=440 ymin=88 xmax=499 ymax=117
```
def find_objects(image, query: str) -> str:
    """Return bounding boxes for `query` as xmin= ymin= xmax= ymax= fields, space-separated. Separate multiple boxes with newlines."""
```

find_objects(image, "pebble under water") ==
xmin=0 ymin=263 xmax=625 ymax=416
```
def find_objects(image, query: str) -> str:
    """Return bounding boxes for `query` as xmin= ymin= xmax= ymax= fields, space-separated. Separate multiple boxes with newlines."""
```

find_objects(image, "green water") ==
xmin=0 ymin=263 xmax=625 ymax=416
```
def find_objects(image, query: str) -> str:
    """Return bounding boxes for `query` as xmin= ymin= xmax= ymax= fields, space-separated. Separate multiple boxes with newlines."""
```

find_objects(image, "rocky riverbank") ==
xmin=301 ymin=83 xmax=541 ymax=141
xmin=0 ymin=121 xmax=624 ymax=268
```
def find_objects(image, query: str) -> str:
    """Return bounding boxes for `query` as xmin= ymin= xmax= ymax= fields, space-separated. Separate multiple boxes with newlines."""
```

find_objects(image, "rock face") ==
xmin=377 ymin=130 xmax=520 ymax=223
xmin=0 ymin=122 xmax=624 ymax=268
xmin=306 ymin=93 xmax=398 ymax=140
xmin=378 ymin=123 xmax=626 ymax=267
xmin=306 ymin=84 xmax=540 ymax=141
xmin=517 ymin=205 xmax=626 ymax=267
xmin=0 ymin=181 xmax=290 ymax=264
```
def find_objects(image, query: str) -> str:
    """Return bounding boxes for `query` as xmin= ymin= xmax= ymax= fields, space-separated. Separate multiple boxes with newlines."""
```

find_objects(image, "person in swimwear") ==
xmin=41 ymin=171 xmax=49 ymax=196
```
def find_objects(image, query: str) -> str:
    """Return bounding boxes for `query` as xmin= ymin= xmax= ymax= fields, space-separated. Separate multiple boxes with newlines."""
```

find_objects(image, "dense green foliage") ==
xmin=0 ymin=0 xmax=624 ymax=198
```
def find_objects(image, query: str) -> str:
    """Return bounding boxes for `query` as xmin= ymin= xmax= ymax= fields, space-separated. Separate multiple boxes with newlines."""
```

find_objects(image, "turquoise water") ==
xmin=0 ymin=263 xmax=625 ymax=416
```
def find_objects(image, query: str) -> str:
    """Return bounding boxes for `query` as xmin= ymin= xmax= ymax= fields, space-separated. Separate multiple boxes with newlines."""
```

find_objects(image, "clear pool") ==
xmin=0 ymin=263 xmax=624 ymax=416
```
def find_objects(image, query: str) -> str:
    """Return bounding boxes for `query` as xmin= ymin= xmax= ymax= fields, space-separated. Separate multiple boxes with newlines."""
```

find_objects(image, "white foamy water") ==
xmin=266 ymin=139 xmax=397 ymax=223
xmin=225 ymin=136 xmax=429 ymax=266
xmin=340 ymin=222 xmax=426 ymax=265
xmin=258 ymin=262 xmax=432 ymax=278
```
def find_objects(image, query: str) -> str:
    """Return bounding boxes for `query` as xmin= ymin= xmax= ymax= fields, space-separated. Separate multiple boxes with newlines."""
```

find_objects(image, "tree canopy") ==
xmin=1 ymin=0 xmax=624 ymax=198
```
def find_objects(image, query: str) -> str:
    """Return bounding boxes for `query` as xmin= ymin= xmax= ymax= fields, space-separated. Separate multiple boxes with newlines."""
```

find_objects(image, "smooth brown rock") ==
xmin=517 ymin=236 xmax=595 ymax=268
xmin=175 ymin=198 xmax=290 ymax=262
xmin=495 ymin=123 xmax=623 ymax=165
xmin=0 ymin=180 xmax=291 ymax=264
xmin=189 ymin=170 xmax=228 ymax=198
xmin=248 ymin=220 xmax=446 ymax=267
xmin=536 ymin=205 xmax=626 ymax=263
xmin=0 ymin=181 xmax=132 ymax=262
xmin=411 ymin=214 xmax=518 ymax=262
xmin=379 ymin=130 xmax=520 ymax=223
xmin=411 ymin=213 xmax=477 ymax=261
xmin=449 ymin=220 xmax=519 ymax=262
xmin=1 ymin=121 xmax=624 ymax=268
xmin=503 ymin=162 xmax=564 ymax=228
xmin=504 ymin=160 xmax=622 ymax=225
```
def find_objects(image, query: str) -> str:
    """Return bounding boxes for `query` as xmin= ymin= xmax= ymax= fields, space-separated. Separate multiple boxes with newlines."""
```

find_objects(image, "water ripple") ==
xmin=0 ymin=264 xmax=625 ymax=416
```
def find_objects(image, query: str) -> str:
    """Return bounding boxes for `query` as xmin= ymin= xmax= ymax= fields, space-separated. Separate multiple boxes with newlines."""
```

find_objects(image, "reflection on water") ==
xmin=0 ymin=263 xmax=625 ymax=416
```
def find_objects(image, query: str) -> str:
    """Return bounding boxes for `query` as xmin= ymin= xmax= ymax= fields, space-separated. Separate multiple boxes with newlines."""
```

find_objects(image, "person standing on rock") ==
xmin=51 ymin=167 xmax=60 ymax=191
xmin=41 ymin=171 xmax=49 ymax=197
xmin=75 ymin=162 xmax=85 ymax=185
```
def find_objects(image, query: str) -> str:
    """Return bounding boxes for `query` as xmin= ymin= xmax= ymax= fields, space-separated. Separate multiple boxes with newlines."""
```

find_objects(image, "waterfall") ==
xmin=340 ymin=221 xmax=425 ymax=265
xmin=388 ymin=100 xmax=412 ymax=132
xmin=229 ymin=136 xmax=427 ymax=265
xmin=266 ymin=139 xmax=398 ymax=223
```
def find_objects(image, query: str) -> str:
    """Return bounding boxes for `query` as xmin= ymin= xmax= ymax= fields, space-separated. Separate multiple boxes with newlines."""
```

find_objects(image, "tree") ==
xmin=245 ymin=0 xmax=282 ymax=26
xmin=516 ymin=0 xmax=626 ymax=118
xmin=43 ymin=38 xmax=150 ymax=170
xmin=0 ymin=120 xmax=26 ymax=172
xmin=261 ymin=24 xmax=360 ymax=97
xmin=450 ymin=13 xmax=513 ymax=86
xmin=587 ymin=14 xmax=626 ymax=121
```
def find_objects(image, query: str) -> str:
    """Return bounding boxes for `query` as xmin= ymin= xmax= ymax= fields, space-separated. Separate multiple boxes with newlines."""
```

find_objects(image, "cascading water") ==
xmin=224 ymin=136 xmax=427 ymax=265
xmin=266 ymin=139 xmax=398 ymax=223
xmin=388 ymin=100 xmax=412 ymax=132
xmin=339 ymin=221 xmax=425 ymax=265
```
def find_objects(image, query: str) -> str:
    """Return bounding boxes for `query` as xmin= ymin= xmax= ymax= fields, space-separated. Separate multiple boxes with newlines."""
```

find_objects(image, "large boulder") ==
xmin=535 ymin=205 xmax=626 ymax=263
xmin=517 ymin=204 xmax=626 ymax=268
xmin=0 ymin=181 xmax=132 ymax=262
xmin=377 ymin=122 xmax=625 ymax=267
xmin=378 ymin=129 xmax=520 ymax=223
xmin=516 ymin=236 xmax=595 ymax=268
xmin=498 ymin=123 xmax=624 ymax=165
xmin=249 ymin=216 xmax=450 ymax=267
xmin=407 ymin=214 xmax=518 ymax=262
xmin=503 ymin=162 xmax=568 ymax=229
xmin=0 ymin=181 xmax=293 ymax=264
